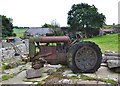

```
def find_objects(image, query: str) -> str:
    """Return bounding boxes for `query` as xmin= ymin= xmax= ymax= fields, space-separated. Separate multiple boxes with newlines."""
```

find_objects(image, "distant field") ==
xmin=13 ymin=28 xmax=27 ymax=37
xmin=85 ymin=34 xmax=118 ymax=53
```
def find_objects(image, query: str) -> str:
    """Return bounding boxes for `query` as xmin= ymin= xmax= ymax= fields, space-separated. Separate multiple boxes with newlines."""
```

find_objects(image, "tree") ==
xmin=41 ymin=20 xmax=60 ymax=29
xmin=41 ymin=20 xmax=63 ymax=36
xmin=41 ymin=23 xmax=53 ymax=28
xmin=1 ymin=15 xmax=14 ymax=37
xmin=50 ymin=20 xmax=60 ymax=29
xmin=67 ymin=3 xmax=106 ymax=38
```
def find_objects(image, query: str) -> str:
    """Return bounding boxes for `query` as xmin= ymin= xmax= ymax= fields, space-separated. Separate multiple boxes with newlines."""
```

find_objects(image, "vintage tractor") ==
xmin=29 ymin=34 xmax=102 ymax=73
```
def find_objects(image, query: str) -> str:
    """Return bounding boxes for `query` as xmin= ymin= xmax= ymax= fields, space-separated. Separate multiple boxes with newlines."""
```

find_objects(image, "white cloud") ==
xmin=0 ymin=0 xmax=119 ymax=26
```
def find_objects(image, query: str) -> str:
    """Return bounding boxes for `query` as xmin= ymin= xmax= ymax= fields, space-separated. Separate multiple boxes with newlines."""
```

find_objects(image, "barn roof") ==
xmin=25 ymin=27 xmax=54 ymax=35
xmin=101 ymin=28 xmax=114 ymax=32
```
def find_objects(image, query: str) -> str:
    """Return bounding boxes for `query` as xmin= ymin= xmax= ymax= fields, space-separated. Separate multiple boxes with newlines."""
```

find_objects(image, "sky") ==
xmin=0 ymin=0 xmax=120 ymax=27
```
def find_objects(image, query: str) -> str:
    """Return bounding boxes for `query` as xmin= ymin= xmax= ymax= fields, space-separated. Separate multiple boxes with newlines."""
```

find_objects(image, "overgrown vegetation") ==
xmin=69 ymin=73 xmax=117 ymax=84
xmin=2 ymin=58 xmax=23 ymax=70
xmin=47 ymin=65 xmax=68 ymax=78
xmin=54 ymin=30 xmax=64 ymax=36
xmin=37 ymin=81 xmax=44 ymax=85
xmin=80 ymin=74 xmax=96 ymax=80
xmin=43 ymin=65 xmax=69 ymax=83
xmin=80 ymin=74 xmax=116 ymax=84
xmin=103 ymin=79 xmax=117 ymax=84
xmin=2 ymin=64 xmax=9 ymax=70
xmin=2 ymin=74 xmax=14 ymax=81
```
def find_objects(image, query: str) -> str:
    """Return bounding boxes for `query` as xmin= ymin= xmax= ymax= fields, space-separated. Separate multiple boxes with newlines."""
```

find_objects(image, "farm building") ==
xmin=99 ymin=28 xmax=117 ymax=36
xmin=24 ymin=27 xmax=54 ymax=38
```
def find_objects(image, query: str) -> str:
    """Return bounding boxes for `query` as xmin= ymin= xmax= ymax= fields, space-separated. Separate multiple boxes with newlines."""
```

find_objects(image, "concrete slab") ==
xmin=2 ymin=70 xmax=26 ymax=84
xmin=96 ymin=66 xmax=119 ymax=81
xmin=62 ymin=66 xmax=119 ymax=83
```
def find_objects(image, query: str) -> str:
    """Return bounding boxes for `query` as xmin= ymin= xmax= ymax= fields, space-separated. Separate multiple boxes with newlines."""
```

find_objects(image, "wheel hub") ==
xmin=75 ymin=46 xmax=98 ymax=71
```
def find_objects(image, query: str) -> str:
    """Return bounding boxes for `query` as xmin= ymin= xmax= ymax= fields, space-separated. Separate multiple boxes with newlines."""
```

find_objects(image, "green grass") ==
xmin=103 ymin=79 xmax=117 ymax=84
xmin=2 ymin=64 xmax=9 ymax=70
xmin=13 ymin=28 xmax=27 ymax=37
xmin=2 ymin=28 xmax=27 ymax=39
xmin=85 ymin=34 xmax=118 ymax=53
xmin=80 ymin=74 xmax=96 ymax=81
xmin=2 ymin=74 xmax=14 ymax=81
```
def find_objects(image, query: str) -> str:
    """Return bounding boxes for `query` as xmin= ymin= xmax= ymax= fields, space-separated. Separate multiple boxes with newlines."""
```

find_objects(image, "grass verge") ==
xmin=85 ymin=33 xmax=118 ymax=53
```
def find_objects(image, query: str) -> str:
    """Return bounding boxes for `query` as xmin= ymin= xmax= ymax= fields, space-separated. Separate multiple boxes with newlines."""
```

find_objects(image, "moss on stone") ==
xmin=2 ymin=74 xmax=14 ymax=81
xmin=80 ymin=74 xmax=117 ymax=84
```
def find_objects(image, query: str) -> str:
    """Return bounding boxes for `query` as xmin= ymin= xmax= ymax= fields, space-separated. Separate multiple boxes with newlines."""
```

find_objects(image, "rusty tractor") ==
xmin=29 ymin=34 xmax=102 ymax=73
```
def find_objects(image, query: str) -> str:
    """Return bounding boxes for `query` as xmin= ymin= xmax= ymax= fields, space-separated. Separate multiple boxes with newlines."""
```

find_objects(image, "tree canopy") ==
xmin=1 ymin=15 xmax=14 ymax=37
xmin=41 ymin=23 xmax=57 ymax=28
xmin=41 ymin=20 xmax=60 ymax=29
xmin=67 ymin=3 xmax=106 ymax=38
xmin=41 ymin=21 xmax=64 ymax=36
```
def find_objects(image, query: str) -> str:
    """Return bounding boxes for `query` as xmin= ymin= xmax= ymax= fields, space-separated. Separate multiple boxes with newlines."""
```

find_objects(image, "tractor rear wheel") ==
xmin=67 ymin=41 xmax=102 ymax=73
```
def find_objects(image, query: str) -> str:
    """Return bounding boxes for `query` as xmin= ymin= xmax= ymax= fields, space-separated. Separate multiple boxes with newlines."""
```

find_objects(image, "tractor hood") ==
xmin=29 ymin=36 xmax=71 ymax=44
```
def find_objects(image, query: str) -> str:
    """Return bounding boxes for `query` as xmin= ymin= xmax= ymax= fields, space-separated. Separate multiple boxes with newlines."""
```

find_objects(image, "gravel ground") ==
xmin=1 ymin=63 xmax=119 ymax=85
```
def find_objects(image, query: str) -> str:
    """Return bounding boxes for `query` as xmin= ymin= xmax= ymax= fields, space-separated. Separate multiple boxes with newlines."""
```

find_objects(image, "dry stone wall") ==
xmin=103 ymin=50 xmax=120 ymax=72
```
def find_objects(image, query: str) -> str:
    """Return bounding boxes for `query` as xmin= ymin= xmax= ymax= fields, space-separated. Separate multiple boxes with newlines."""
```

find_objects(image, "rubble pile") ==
xmin=0 ymin=39 xmax=29 ymax=69
xmin=1 ymin=47 xmax=15 ymax=59
xmin=1 ymin=42 xmax=28 ymax=61
xmin=103 ymin=50 xmax=120 ymax=72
